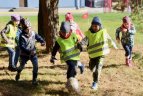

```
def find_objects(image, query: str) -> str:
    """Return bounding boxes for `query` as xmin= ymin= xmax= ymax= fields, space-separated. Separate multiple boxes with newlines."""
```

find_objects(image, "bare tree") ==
xmin=38 ymin=0 xmax=59 ymax=53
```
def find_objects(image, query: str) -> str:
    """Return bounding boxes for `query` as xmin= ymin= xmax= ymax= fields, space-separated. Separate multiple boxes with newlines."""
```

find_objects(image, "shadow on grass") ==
xmin=0 ymin=79 xmax=42 ymax=96
xmin=0 ymin=79 xmax=69 ymax=96
xmin=45 ymin=90 xmax=69 ymax=96
xmin=103 ymin=64 xmax=124 ymax=69
xmin=0 ymin=64 xmax=67 ymax=71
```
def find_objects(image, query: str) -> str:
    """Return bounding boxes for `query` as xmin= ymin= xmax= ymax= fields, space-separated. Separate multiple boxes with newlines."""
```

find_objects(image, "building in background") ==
xmin=0 ymin=0 xmax=85 ymax=9
xmin=85 ymin=0 xmax=104 ymax=8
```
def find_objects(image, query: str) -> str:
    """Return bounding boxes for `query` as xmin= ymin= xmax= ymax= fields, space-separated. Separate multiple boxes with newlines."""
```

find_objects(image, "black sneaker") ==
xmin=78 ymin=64 xmax=84 ymax=74
xmin=32 ymin=79 xmax=39 ymax=85
xmin=8 ymin=66 xmax=17 ymax=72
xmin=15 ymin=73 xmax=20 ymax=81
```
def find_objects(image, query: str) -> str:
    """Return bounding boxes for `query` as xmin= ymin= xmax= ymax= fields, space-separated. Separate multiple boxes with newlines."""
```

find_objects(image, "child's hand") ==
xmin=121 ymin=28 xmax=127 ymax=32
xmin=116 ymin=38 xmax=120 ymax=44
xmin=50 ymin=56 xmax=57 ymax=64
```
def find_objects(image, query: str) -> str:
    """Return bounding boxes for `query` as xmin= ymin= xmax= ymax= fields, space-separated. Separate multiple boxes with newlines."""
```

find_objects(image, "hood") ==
xmin=91 ymin=16 xmax=102 ymax=27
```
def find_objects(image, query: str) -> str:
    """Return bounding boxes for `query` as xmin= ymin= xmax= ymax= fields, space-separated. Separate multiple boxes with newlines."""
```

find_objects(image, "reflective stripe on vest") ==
xmin=61 ymin=51 xmax=80 ymax=61
xmin=57 ymin=33 xmax=80 ymax=61
xmin=62 ymin=45 xmax=77 ymax=54
xmin=0 ymin=24 xmax=17 ymax=48
xmin=85 ymin=29 xmax=110 ymax=58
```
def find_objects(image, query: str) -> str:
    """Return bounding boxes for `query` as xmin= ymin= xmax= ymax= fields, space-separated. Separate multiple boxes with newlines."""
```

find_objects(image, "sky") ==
xmin=0 ymin=0 xmax=38 ymax=8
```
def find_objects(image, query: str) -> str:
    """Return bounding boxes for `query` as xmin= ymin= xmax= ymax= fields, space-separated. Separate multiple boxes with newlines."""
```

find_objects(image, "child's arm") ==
xmin=106 ymin=32 xmax=118 ymax=49
xmin=77 ymin=36 xmax=88 ymax=51
xmin=115 ymin=27 xmax=121 ymax=43
xmin=0 ymin=25 xmax=10 ymax=43
xmin=35 ymin=33 xmax=45 ymax=45
xmin=128 ymin=25 xmax=136 ymax=35
xmin=50 ymin=41 xmax=60 ymax=64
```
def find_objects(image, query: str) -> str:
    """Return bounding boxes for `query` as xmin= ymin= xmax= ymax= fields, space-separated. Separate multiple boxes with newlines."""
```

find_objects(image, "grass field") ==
xmin=0 ymin=12 xmax=143 ymax=96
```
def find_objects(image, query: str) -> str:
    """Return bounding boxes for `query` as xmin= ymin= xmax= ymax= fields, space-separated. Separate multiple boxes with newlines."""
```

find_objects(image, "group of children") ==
xmin=50 ymin=12 xmax=136 ymax=91
xmin=0 ymin=14 xmax=45 ymax=85
xmin=0 ymin=13 xmax=136 ymax=91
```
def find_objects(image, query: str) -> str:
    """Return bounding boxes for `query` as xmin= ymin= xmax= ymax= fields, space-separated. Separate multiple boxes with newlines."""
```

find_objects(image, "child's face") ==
xmin=123 ymin=22 xmax=130 ymax=29
xmin=24 ymin=27 xmax=32 ymax=34
xmin=91 ymin=24 xmax=100 ymax=32
xmin=60 ymin=31 xmax=69 ymax=37
xmin=13 ymin=20 xmax=20 ymax=26
xmin=60 ymin=31 xmax=71 ymax=39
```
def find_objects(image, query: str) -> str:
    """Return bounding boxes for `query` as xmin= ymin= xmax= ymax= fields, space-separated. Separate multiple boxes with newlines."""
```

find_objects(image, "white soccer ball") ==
xmin=66 ymin=77 xmax=80 ymax=94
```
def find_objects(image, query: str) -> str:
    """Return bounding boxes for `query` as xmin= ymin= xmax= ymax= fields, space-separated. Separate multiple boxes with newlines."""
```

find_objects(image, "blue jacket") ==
xmin=19 ymin=30 xmax=45 ymax=55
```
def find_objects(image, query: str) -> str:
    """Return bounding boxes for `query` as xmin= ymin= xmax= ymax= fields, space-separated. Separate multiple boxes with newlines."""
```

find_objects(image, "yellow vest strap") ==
xmin=61 ymin=52 xmax=80 ymax=61
xmin=88 ymin=46 xmax=109 ymax=55
xmin=87 ymin=41 xmax=105 ymax=50
xmin=62 ymin=45 xmax=77 ymax=54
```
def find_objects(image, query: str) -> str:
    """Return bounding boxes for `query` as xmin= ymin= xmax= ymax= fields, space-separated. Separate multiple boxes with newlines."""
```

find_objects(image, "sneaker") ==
xmin=91 ymin=82 xmax=98 ymax=90
xmin=8 ymin=66 xmax=17 ymax=72
xmin=78 ymin=64 xmax=84 ymax=74
xmin=125 ymin=58 xmax=129 ymax=66
xmin=128 ymin=59 xmax=133 ymax=67
xmin=15 ymin=73 xmax=20 ymax=81
xmin=32 ymin=79 xmax=39 ymax=85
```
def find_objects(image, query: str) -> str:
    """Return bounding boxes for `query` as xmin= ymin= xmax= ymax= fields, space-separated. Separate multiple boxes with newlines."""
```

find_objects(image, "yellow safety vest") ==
xmin=0 ymin=24 xmax=17 ymax=48
xmin=57 ymin=33 xmax=80 ymax=62
xmin=85 ymin=29 xmax=110 ymax=58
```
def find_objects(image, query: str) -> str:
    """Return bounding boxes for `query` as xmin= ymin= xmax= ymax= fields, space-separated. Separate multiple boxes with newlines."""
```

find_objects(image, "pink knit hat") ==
xmin=11 ymin=14 xmax=20 ymax=21
xmin=122 ymin=16 xmax=131 ymax=24
xmin=65 ymin=12 xmax=74 ymax=21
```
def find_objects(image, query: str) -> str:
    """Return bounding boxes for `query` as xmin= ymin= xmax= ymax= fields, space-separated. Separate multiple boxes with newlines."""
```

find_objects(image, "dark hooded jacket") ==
xmin=19 ymin=30 xmax=45 ymax=56
xmin=89 ymin=16 xmax=102 ymax=33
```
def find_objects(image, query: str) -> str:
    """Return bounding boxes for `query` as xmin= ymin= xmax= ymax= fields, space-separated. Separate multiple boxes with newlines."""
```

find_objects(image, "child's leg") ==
xmin=122 ymin=44 xmax=132 ymax=66
xmin=66 ymin=60 xmax=80 ymax=93
xmin=89 ymin=57 xmax=104 ymax=89
xmin=89 ymin=57 xmax=104 ymax=83
xmin=6 ymin=47 xmax=16 ymax=71
xmin=66 ymin=60 xmax=77 ymax=79
xmin=31 ymin=55 xmax=38 ymax=85
xmin=93 ymin=57 xmax=104 ymax=83
xmin=77 ymin=61 xmax=84 ymax=74
xmin=15 ymin=56 xmax=29 ymax=81
xmin=14 ymin=46 xmax=20 ymax=67
xmin=129 ymin=45 xmax=133 ymax=59
xmin=129 ymin=45 xmax=133 ymax=65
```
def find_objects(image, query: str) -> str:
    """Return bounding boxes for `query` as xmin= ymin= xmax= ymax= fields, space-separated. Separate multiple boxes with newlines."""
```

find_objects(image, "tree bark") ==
xmin=38 ymin=0 xmax=59 ymax=53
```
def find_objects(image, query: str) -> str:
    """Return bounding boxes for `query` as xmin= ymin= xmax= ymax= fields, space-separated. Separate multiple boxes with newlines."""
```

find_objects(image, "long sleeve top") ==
xmin=116 ymin=25 xmax=136 ymax=46
xmin=19 ymin=31 xmax=45 ymax=55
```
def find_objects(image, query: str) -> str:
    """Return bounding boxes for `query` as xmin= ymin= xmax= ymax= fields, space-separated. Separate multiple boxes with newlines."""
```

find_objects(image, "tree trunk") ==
xmin=19 ymin=0 xmax=28 ymax=7
xmin=38 ymin=0 xmax=59 ymax=53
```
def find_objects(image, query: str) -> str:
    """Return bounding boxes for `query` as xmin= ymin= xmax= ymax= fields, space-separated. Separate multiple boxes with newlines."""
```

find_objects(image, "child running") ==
xmin=50 ymin=21 xmax=82 ymax=92
xmin=65 ymin=12 xmax=85 ymax=74
xmin=0 ymin=14 xmax=20 ymax=71
xmin=15 ymin=19 xmax=45 ymax=85
xmin=82 ymin=16 xmax=117 ymax=90
xmin=116 ymin=16 xmax=136 ymax=67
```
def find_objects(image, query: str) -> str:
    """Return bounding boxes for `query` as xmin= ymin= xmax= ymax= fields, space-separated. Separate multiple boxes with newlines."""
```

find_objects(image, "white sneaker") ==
xmin=91 ymin=82 xmax=98 ymax=90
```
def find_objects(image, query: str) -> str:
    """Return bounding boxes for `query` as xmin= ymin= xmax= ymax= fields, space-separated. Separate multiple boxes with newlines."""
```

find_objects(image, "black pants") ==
xmin=17 ymin=55 xmax=38 ymax=80
xmin=122 ymin=44 xmax=133 ymax=59
xmin=66 ymin=60 xmax=77 ymax=79
xmin=89 ymin=56 xmax=104 ymax=83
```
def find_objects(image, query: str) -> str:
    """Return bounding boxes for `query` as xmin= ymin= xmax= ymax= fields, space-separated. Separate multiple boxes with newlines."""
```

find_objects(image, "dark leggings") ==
xmin=122 ymin=44 xmax=133 ymax=59
xmin=89 ymin=56 xmax=104 ymax=83
xmin=66 ymin=60 xmax=77 ymax=79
